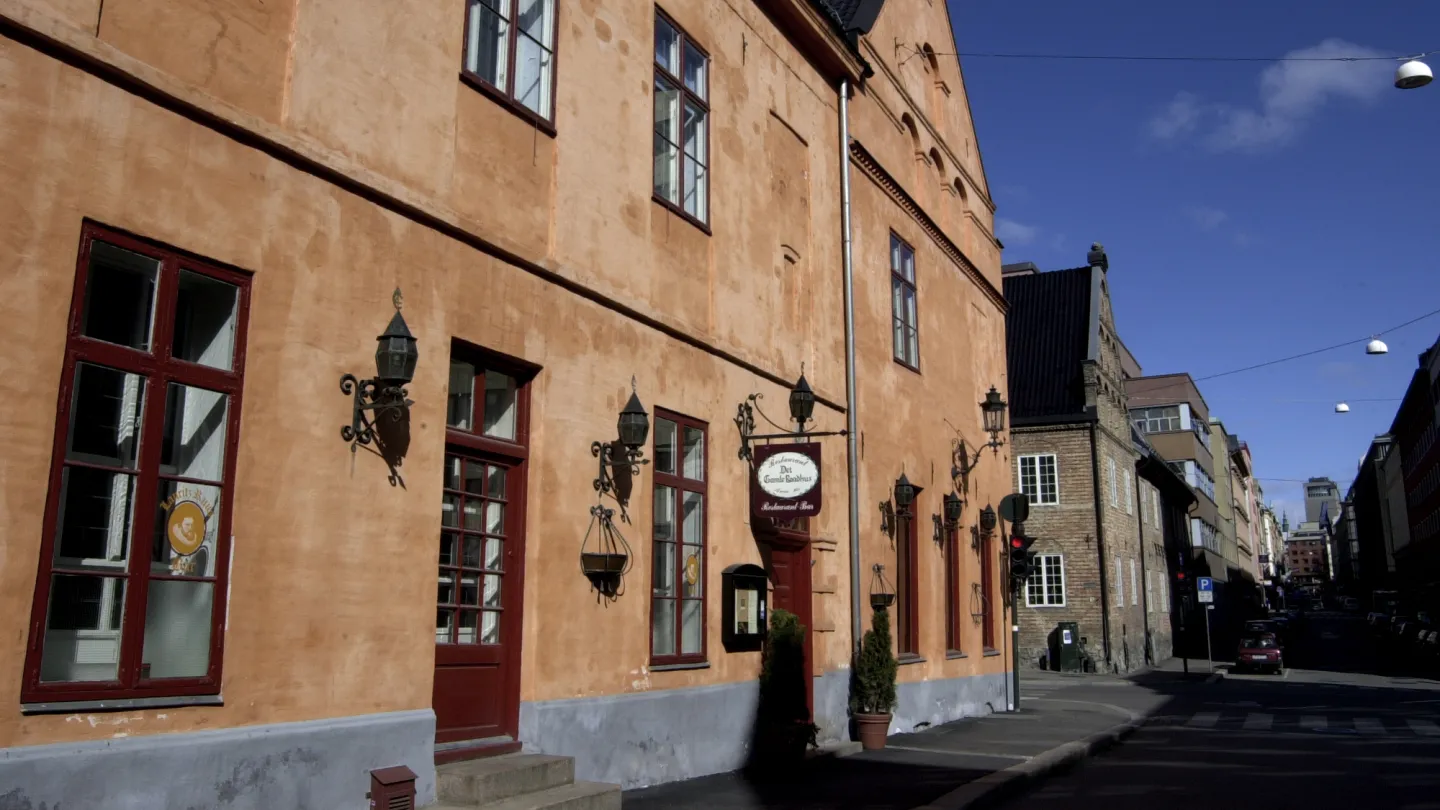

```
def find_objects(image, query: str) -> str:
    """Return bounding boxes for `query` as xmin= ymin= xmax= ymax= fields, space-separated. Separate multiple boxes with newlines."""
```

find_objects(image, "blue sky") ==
xmin=950 ymin=0 xmax=1440 ymax=521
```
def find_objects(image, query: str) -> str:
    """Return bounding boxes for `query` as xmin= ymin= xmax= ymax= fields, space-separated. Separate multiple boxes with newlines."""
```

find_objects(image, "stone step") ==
xmin=437 ymin=754 xmax=575 ymax=806
xmin=429 ymin=781 xmax=621 ymax=810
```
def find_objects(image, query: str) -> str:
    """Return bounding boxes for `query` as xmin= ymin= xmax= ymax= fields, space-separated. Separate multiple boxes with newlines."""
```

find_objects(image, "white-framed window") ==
xmin=1125 ymin=470 xmax=1134 ymax=515
xmin=1108 ymin=457 xmax=1118 ymax=507
xmin=1146 ymin=570 xmax=1154 ymax=611
xmin=1018 ymin=454 xmax=1059 ymax=506
xmin=1152 ymin=489 xmax=1161 ymax=528
xmin=1132 ymin=405 xmax=1182 ymax=433
xmin=1025 ymin=554 xmax=1066 ymax=607
xmin=1161 ymin=576 xmax=1169 ymax=612
xmin=1113 ymin=557 xmax=1124 ymax=607
xmin=1130 ymin=559 xmax=1138 ymax=606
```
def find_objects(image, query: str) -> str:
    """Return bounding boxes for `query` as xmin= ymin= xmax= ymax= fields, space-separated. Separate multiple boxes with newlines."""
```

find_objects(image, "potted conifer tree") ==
xmin=849 ymin=606 xmax=898 ymax=750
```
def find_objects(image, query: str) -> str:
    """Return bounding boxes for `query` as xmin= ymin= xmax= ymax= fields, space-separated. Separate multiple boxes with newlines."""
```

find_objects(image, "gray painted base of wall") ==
xmin=518 ymin=669 xmax=1007 ymax=790
xmin=0 ymin=709 xmax=436 ymax=810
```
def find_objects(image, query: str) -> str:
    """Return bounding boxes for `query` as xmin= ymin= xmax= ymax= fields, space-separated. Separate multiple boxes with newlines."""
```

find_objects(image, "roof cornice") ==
xmin=850 ymin=139 xmax=1005 ymax=311
xmin=755 ymin=0 xmax=868 ymax=83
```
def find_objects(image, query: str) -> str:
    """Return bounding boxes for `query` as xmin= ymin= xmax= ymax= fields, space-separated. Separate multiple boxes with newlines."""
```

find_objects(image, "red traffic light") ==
xmin=1176 ymin=571 xmax=1187 ymax=580
xmin=1010 ymin=537 xmax=1025 ymax=549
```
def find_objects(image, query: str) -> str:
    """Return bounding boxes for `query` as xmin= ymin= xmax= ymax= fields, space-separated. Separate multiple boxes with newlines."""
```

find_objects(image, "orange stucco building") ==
xmin=0 ymin=0 xmax=1011 ymax=805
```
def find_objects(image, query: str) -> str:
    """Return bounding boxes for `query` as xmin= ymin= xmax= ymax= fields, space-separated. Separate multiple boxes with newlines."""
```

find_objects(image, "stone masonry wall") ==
xmin=1012 ymin=424 xmax=1101 ymax=670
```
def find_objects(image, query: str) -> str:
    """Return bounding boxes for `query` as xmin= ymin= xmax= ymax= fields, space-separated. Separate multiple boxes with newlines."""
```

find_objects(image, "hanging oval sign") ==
xmin=756 ymin=451 xmax=820 ymax=499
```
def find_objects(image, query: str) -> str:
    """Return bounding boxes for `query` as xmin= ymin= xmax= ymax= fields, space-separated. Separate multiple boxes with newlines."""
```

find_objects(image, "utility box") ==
xmin=368 ymin=765 xmax=416 ymax=810
xmin=1049 ymin=621 xmax=1081 ymax=672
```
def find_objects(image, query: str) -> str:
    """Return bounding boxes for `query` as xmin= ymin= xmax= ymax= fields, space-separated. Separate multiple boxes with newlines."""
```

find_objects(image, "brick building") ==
xmin=1002 ymin=247 xmax=1182 ymax=673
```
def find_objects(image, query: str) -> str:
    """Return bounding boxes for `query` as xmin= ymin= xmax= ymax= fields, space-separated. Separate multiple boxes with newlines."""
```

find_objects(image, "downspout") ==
xmin=1135 ymin=462 xmax=1151 ymax=664
xmin=1088 ymin=420 xmax=1113 ymax=666
xmin=840 ymin=79 xmax=863 ymax=652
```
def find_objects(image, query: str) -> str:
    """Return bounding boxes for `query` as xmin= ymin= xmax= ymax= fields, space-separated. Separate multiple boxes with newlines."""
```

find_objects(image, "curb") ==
xmin=911 ymin=710 xmax=1143 ymax=810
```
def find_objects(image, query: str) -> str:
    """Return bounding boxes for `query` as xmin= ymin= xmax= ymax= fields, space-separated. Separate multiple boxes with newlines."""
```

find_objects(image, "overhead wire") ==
xmin=905 ymin=44 xmax=1439 ymax=64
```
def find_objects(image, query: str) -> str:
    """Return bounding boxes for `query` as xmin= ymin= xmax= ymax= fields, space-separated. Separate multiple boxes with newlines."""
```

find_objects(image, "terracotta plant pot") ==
xmin=854 ymin=712 xmax=891 ymax=750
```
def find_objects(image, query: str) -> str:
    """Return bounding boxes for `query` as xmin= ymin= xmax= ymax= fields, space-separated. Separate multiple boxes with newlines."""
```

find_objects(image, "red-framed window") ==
xmin=896 ymin=501 xmax=920 ymax=656
xmin=22 ymin=222 xmax=251 ymax=704
xmin=650 ymin=409 xmax=707 ymax=665
xmin=652 ymin=9 xmax=710 ymax=228
xmin=890 ymin=233 xmax=919 ymax=370
xmin=981 ymin=534 xmax=997 ymax=651
xmin=945 ymin=526 xmax=961 ymax=654
xmin=462 ymin=0 xmax=559 ymax=129
xmin=441 ymin=347 xmax=534 ymax=647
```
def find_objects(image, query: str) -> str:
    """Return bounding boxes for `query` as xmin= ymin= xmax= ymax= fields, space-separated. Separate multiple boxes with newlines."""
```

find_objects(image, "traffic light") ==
xmin=1009 ymin=533 xmax=1036 ymax=580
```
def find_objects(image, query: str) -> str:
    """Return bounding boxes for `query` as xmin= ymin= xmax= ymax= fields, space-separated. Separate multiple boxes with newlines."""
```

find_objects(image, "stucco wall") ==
xmin=0 ymin=0 xmax=1009 ymax=785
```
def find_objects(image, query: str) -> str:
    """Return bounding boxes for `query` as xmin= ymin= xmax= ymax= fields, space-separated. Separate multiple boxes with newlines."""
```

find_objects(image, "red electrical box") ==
xmin=368 ymin=765 xmax=417 ymax=810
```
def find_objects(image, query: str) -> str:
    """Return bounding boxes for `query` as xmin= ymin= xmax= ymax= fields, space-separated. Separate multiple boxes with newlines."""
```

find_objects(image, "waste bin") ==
xmin=1049 ymin=621 xmax=1081 ymax=672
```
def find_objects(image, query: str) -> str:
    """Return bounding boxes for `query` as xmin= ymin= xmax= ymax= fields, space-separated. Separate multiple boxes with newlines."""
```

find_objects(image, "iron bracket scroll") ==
xmin=340 ymin=373 xmax=412 ymax=452
xmin=734 ymin=393 xmax=847 ymax=463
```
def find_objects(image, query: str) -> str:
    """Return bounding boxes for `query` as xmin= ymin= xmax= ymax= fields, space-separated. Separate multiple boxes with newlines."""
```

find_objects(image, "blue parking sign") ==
xmin=1197 ymin=577 xmax=1214 ymax=592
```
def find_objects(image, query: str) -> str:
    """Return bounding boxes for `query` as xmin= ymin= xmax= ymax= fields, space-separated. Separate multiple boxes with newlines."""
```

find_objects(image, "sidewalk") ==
xmin=622 ymin=676 xmax=1153 ymax=810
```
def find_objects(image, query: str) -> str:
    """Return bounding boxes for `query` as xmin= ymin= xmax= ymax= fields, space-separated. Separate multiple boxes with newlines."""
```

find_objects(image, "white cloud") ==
xmin=1185 ymin=206 xmax=1229 ymax=230
xmin=1146 ymin=39 xmax=1392 ymax=152
xmin=1148 ymin=92 xmax=1204 ymax=140
xmin=995 ymin=217 xmax=1040 ymax=246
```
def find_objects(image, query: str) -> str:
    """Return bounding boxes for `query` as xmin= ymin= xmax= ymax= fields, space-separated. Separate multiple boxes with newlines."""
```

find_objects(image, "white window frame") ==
xmin=1025 ymin=554 xmax=1067 ymax=607
xmin=1130 ymin=559 xmax=1138 ymax=606
xmin=1113 ymin=557 xmax=1124 ymax=607
xmin=1146 ymin=570 xmax=1154 ymax=611
xmin=1125 ymin=470 xmax=1134 ymax=515
xmin=1108 ymin=457 xmax=1118 ymax=507
xmin=1017 ymin=454 xmax=1059 ymax=506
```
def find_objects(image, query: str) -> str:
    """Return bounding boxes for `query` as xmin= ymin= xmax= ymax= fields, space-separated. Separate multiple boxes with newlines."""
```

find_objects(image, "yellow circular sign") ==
xmin=684 ymin=554 xmax=700 ymax=586
xmin=167 ymin=500 xmax=206 ymax=557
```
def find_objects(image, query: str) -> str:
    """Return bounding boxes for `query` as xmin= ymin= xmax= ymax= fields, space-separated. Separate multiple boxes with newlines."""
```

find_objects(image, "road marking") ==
xmin=1300 ymin=715 xmax=1327 ymax=731
xmin=1242 ymin=713 xmax=1273 ymax=731
xmin=1187 ymin=712 xmax=1220 ymax=728
xmin=1354 ymin=717 xmax=1386 ymax=736
xmin=1407 ymin=719 xmax=1440 ymax=737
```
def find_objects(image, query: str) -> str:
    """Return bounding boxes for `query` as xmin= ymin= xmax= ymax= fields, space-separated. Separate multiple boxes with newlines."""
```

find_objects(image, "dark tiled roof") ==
xmin=1003 ymin=266 xmax=1092 ymax=421
xmin=809 ymin=0 xmax=884 ymax=36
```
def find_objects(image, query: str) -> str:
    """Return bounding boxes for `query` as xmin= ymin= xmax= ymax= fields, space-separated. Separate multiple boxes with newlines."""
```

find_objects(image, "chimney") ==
xmin=1086 ymin=242 xmax=1109 ymax=272
xmin=1001 ymin=262 xmax=1039 ymax=276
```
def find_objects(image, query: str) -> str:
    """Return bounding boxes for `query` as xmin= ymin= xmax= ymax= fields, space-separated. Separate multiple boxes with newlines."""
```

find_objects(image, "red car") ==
xmin=1236 ymin=633 xmax=1284 ymax=674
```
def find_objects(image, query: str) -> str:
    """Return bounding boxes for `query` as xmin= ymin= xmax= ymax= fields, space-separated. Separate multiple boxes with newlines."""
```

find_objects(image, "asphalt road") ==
xmin=1000 ymin=612 xmax=1440 ymax=810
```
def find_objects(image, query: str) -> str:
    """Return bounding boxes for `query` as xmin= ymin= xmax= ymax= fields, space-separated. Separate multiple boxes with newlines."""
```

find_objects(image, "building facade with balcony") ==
xmin=0 ymin=0 xmax=1014 ymax=806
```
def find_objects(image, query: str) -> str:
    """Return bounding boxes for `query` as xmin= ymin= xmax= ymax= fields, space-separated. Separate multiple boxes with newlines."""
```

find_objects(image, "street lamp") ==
xmin=340 ymin=289 xmax=418 ymax=451
xmin=1366 ymin=338 xmax=1389 ymax=355
xmin=1335 ymin=402 xmax=1351 ymax=414
xmin=1396 ymin=58 xmax=1433 ymax=90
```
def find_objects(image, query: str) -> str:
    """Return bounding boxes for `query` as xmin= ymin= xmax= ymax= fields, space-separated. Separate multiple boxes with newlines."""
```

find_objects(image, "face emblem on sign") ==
xmin=684 ymin=553 xmax=700 ymax=586
xmin=167 ymin=500 xmax=207 ymax=557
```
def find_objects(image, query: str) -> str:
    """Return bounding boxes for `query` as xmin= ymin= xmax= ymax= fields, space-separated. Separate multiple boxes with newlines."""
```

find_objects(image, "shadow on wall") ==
xmin=742 ymin=608 xmax=818 ymax=781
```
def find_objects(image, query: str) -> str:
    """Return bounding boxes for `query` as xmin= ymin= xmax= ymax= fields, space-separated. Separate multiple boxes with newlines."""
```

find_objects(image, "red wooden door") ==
xmin=433 ymin=449 xmax=523 ymax=745
xmin=766 ymin=521 xmax=813 ymax=717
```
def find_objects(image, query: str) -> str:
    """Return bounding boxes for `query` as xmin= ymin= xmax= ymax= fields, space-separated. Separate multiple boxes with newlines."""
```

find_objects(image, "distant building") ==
xmin=1305 ymin=477 xmax=1341 ymax=527
xmin=1286 ymin=523 xmax=1332 ymax=585
xmin=1002 ymin=247 xmax=1190 ymax=674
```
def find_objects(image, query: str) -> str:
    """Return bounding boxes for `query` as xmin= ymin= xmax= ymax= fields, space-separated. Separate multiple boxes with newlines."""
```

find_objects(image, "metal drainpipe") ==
xmin=1088 ymin=420 xmax=1113 ymax=666
xmin=840 ymin=79 xmax=863 ymax=652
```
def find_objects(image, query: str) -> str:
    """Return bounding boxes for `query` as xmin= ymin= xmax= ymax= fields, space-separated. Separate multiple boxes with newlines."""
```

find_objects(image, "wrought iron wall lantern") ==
xmin=933 ymin=493 xmax=963 ymax=543
xmin=880 ymin=473 xmax=921 ymax=537
xmin=949 ymin=387 xmax=1010 ymax=483
xmin=973 ymin=504 xmax=997 ymax=553
xmin=581 ymin=379 xmax=651 ymax=598
xmin=734 ymin=368 xmax=846 ymax=462
xmin=340 ymin=289 xmax=418 ymax=452
xmin=591 ymin=378 xmax=651 ymax=525
xmin=870 ymin=563 xmax=895 ymax=611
